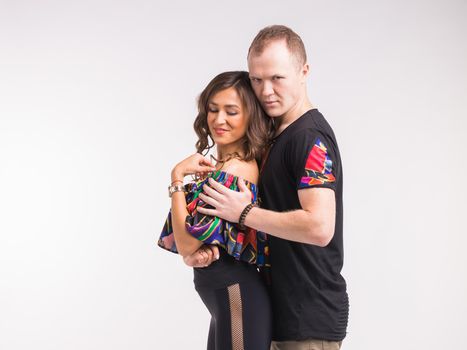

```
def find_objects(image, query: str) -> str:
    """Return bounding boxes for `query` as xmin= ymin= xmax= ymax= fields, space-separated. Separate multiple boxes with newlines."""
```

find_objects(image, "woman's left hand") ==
xmin=183 ymin=245 xmax=220 ymax=267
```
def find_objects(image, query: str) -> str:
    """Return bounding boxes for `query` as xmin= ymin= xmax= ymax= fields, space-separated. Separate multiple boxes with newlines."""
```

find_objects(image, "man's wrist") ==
xmin=238 ymin=203 xmax=256 ymax=230
xmin=243 ymin=206 xmax=258 ymax=228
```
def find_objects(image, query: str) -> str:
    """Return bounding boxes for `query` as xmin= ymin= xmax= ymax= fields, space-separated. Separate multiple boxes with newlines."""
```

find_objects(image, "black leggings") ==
xmin=195 ymin=277 xmax=272 ymax=350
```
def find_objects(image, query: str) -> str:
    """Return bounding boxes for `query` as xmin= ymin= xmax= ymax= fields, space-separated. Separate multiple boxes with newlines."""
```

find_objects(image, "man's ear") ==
xmin=301 ymin=63 xmax=310 ymax=83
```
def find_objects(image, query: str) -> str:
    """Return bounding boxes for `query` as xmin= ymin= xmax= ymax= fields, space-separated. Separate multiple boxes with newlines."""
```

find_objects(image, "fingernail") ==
xmin=215 ymin=254 xmax=220 ymax=260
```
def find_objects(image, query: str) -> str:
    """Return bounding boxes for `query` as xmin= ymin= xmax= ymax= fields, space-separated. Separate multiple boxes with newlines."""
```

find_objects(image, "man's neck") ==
xmin=275 ymin=98 xmax=314 ymax=136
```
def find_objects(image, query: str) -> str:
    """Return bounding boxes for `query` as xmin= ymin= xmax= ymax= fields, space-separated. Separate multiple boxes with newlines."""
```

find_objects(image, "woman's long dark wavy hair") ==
xmin=193 ymin=71 xmax=274 ymax=165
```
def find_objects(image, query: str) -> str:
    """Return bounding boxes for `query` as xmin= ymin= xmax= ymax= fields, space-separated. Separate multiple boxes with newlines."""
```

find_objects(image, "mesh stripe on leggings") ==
xmin=227 ymin=283 xmax=244 ymax=350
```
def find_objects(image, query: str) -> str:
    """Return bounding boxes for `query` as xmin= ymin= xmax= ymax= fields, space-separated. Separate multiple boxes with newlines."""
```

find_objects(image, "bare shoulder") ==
xmin=222 ymin=158 xmax=259 ymax=184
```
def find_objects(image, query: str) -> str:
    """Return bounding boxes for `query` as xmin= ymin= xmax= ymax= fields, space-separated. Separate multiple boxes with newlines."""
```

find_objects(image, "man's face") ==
xmin=248 ymin=40 xmax=307 ymax=119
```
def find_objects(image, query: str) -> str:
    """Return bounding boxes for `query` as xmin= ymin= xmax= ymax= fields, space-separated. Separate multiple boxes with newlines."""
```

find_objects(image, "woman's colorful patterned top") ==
xmin=158 ymin=170 xmax=269 ymax=266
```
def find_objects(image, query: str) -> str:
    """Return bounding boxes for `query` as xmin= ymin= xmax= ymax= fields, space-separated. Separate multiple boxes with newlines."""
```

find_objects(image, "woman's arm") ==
xmin=170 ymin=154 xmax=216 ymax=257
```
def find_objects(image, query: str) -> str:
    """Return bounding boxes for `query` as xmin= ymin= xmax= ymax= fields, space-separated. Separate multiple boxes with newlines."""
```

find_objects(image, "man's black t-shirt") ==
xmin=259 ymin=109 xmax=348 ymax=341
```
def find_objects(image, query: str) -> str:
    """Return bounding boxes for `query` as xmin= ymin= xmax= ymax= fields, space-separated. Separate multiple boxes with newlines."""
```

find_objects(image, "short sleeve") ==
xmin=158 ymin=211 xmax=179 ymax=254
xmin=285 ymin=129 xmax=338 ymax=191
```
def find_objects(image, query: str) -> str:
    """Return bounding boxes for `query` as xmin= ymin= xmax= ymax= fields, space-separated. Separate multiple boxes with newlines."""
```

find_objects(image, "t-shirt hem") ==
xmin=297 ymin=183 xmax=337 ymax=192
xmin=272 ymin=330 xmax=346 ymax=342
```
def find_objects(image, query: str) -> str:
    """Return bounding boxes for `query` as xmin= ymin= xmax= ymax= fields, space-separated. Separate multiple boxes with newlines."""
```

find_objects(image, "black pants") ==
xmin=194 ymin=251 xmax=272 ymax=350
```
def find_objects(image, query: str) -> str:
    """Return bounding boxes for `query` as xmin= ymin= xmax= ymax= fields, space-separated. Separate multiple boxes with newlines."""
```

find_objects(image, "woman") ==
xmin=158 ymin=71 xmax=273 ymax=349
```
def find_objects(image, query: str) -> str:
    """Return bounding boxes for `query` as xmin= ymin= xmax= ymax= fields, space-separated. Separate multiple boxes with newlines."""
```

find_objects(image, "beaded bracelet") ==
xmin=238 ymin=203 xmax=256 ymax=230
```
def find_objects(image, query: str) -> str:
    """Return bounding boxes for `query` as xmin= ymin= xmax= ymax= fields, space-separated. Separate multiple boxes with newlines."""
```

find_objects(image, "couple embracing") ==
xmin=158 ymin=25 xmax=348 ymax=350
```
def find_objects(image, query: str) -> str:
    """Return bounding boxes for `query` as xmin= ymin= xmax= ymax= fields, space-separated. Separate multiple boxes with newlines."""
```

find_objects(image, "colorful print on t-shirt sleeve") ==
xmin=299 ymin=138 xmax=336 ymax=188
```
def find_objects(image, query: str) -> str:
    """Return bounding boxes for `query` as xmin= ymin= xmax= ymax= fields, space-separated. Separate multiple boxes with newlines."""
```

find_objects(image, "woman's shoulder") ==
xmin=221 ymin=158 xmax=259 ymax=184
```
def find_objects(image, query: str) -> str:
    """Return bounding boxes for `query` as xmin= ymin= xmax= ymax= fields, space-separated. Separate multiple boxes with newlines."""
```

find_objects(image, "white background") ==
xmin=1 ymin=0 xmax=466 ymax=349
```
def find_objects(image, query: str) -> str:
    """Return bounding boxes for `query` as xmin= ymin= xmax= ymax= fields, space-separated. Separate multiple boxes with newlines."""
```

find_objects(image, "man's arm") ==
xmin=245 ymin=187 xmax=335 ymax=246
xmin=197 ymin=178 xmax=336 ymax=246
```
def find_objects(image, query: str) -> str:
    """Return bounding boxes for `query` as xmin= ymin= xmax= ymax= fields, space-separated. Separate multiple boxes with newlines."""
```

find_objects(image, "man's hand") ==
xmin=183 ymin=245 xmax=220 ymax=268
xmin=197 ymin=177 xmax=252 ymax=222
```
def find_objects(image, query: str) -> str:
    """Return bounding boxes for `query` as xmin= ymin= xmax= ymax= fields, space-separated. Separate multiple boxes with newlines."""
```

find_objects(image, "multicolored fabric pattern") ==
xmin=299 ymin=138 xmax=336 ymax=188
xmin=158 ymin=170 xmax=269 ymax=267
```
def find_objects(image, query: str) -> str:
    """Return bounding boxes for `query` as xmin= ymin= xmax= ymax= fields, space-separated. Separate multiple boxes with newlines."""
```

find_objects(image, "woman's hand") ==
xmin=183 ymin=245 xmax=220 ymax=267
xmin=171 ymin=153 xmax=216 ymax=182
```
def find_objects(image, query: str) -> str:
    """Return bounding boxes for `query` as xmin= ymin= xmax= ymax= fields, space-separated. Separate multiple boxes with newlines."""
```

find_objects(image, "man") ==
xmin=187 ymin=25 xmax=348 ymax=349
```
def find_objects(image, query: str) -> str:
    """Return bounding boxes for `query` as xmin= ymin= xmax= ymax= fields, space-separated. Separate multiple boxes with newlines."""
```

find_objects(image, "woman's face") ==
xmin=207 ymin=87 xmax=249 ymax=150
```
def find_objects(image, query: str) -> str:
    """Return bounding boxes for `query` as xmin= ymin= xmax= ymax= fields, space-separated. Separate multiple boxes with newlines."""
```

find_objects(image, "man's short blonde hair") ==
xmin=248 ymin=25 xmax=307 ymax=67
